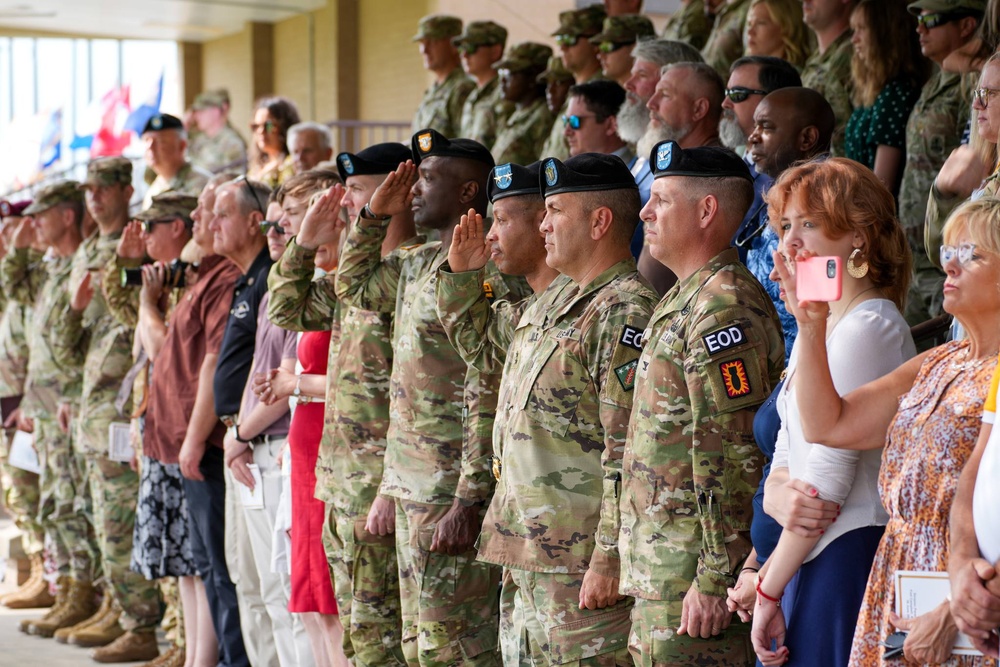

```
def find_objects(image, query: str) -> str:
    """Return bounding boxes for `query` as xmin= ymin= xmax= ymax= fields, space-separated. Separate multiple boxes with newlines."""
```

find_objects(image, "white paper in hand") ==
xmin=108 ymin=422 xmax=134 ymax=463
xmin=8 ymin=430 xmax=40 ymax=474
xmin=238 ymin=463 xmax=264 ymax=509
xmin=894 ymin=570 xmax=982 ymax=656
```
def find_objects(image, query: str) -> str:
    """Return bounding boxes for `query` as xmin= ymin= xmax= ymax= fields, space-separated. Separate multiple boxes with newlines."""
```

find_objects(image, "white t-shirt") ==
xmin=975 ymin=359 xmax=1000 ymax=564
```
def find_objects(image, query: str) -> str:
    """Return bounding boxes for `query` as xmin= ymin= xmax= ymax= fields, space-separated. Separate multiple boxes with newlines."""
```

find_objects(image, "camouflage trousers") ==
xmin=395 ymin=498 xmax=501 ymax=667
xmin=0 ymin=428 xmax=44 ymax=556
xmin=323 ymin=502 xmax=406 ymax=666
xmin=499 ymin=568 xmax=633 ymax=666
xmin=34 ymin=416 xmax=98 ymax=581
xmin=87 ymin=453 xmax=164 ymax=630
xmin=627 ymin=598 xmax=752 ymax=667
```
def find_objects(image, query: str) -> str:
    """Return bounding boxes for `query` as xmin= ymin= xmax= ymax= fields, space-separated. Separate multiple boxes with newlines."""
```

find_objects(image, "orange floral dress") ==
xmin=849 ymin=341 xmax=998 ymax=666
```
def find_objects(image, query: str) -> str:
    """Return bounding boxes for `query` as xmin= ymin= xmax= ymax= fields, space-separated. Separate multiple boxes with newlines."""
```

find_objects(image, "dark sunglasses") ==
xmin=260 ymin=220 xmax=283 ymax=236
xmin=555 ymin=34 xmax=581 ymax=47
xmin=916 ymin=11 xmax=969 ymax=29
xmin=457 ymin=42 xmax=484 ymax=55
xmin=597 ymin=41 xmax=633 ymax=53
xmin=140 ymin=216 xmax=178 ymax=234
xmin=236 ymin=175 xmax=266 ymax=215
xmin=561 ymin=114 xmax=597 ymax=129
xmin=725 ymin=86 xmax=769 ymax=103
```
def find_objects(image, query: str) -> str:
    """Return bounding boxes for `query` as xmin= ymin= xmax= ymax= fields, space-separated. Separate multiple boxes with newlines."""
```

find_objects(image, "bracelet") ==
xmin=360 ymin=203 xmax=390 ymax=221
xmin=755 ymin=576 xmax=781 ymax=606
xmin=739 ymin=566 xmax=759 ymax=575
xmin=233 ymin=425 xmax=252 ymax=444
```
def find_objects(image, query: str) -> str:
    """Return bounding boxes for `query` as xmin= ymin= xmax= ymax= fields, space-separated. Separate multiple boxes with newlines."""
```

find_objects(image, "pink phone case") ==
xmin=796 ymin=256 xmax=842 ymax=302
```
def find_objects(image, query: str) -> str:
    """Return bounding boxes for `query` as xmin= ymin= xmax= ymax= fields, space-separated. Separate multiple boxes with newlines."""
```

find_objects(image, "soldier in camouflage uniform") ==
xmin=187 ymin=89 xmax=248 ymax=174
xmin=538 ymin=55 xmax=576 ymax=119
xmin=491 ymin=43 xmax=555 ymax=166
xmin=801 ymin=0 xmax=856 ymax=157
xmin=438 ymin=157 xmax=658 ymax=665
xmin=592 ymin=14 xmax=656 ymax=85
xmin=898 ymin=0 xmax=983 ymax=326
xmin=619 ymin=142 xmax=784 ymax=666
xmin=1 ymin=181 xmax=100 ymax=637
xmin=141 ymin=113 xmax=212 ymax=209
xmin=701 ymin=0 xmax=752 ymax=77
xmin=268 ymin=143 xmax=414 ymax=666
xmin=50 ymin=157 xmax=164 ymax=660
xmin=455 ymin=21 xmax=510 ymax=148
xmin=411 ymin=15 xmax=477 ymax=139
xmin=335 ymin=129 xmax=529 ymax=666
xmin=661 ymin=0 xmax=713 ymax=50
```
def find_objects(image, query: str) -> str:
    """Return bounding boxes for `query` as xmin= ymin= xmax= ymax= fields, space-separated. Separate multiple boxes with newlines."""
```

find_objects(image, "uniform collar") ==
xmin=661 ymin=247 xmax=740 ymax=314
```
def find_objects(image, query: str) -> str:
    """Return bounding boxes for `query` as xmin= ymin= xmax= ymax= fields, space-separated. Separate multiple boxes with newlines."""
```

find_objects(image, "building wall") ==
xmin=356 ymin=0 xmax=431 ymax=122
xmin=201 ymin=28 xmax=254 ymax=134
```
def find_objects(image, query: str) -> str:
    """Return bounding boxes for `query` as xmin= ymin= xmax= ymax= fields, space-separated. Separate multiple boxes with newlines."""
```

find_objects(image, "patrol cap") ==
xmin=141 ymin=113 xmax=184 ymax=135
xmin=494 ymin=42 xmax=553 ymax=74
xmin=23 ymin=180 xmax=84 ymax=215
xmin=452 ymin=21 xmax=508 ymax=48
xmin=79 ymin=156 xmax=133 ymax=189
xmin=590 ymin=14 xmax=656 ymax=45
xmin=649 ymin=140 xmax=752 ymax=182
xmin=336 ymin=143 xmax=412 ymax=182
xmin=0 ymin=200 xmax=31 ymax=217
xmin=906 ymin=0 xmax=985 ymax=15
xmin=135 ymin=192 xmax=199 ymax=226
xmin=551 ymin=5 xmax=607 ymax=38
xmin=192 ymin=89 xmax=230 ymax=110
xmin=537 ymin=55 xmax=575 ymax=84
xmin=540 ymin=153 xmax=638 ymax=197
xmin=411 ymin=128 xmax=495 ymax=168
xmin=489 ymin=161 xmax=542 ymax=202
xmin=412 ymin=15 xmax=463 ymax=42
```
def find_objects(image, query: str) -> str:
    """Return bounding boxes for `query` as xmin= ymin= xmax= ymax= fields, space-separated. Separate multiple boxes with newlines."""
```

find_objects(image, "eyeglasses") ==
xmin=237 ymin=175 xmax=266 ymax=214
xmin=974 ymin=87 xmax=1000 ymax=109
xmin=561 ymin=114 xmax=597 ymax=129
xmin=597 ymin=41 xmax=632 ymax=54
xmin=457 ymin=42 xmax=482 ymax=55
xmin=940 ymin=243 xmax=978 ymax=266
xmin=140 ymin=216 xmax=178 ymax=234
xmin=249 ymin=120 xmax=276 ymax=134
xmin=555 ymin=34 xmax=581 ymax=47
xmin=916 ymin=11 xmax=966 ymax=29
xmin=725 ymin=86 xmax=769 ymax=103
xmin=260 ymin=220 xmax=283 ymax=236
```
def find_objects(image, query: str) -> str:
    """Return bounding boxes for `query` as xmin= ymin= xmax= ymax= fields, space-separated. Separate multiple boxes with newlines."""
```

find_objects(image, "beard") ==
xmin=637 ymin=117 xmax=691 ymax=158
xmin=719 ymin=111 xmax=748 ymax=151
xmin=617 ymin=95 xmax=651 ymax=144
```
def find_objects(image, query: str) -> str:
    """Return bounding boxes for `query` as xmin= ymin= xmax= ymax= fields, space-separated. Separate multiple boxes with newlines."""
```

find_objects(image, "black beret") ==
xmin=649 ymin=140 xmax=752 ymax=182
xmin=540 ymin=153 xmax=638 ymax=197
xmin=141 ymin=113 xmax=184 ymax=134
xmin=489 ymin=161 xmax=542 ymax=202
xmin=337 ymin=143 xmax=412 ymax=182
xmin=411 ymin=128 xmax=495 ymax=167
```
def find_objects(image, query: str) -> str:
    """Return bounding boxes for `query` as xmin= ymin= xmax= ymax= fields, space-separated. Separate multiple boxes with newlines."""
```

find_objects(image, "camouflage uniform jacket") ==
xmin=619 ymin=247 xmax=785 ymax=600
xmin=460 ymin=77 xmax=509 ymax=148
xmin=438 ymin=262 xmax=656 ymax=576
xmin=701 ymin=0 xmax=751 ymax=77
xmin=661 ymin=0 xmax=712 ymax=50
xmin=335 ymin=215 xmax=527 ymax=505
xmin=411 ymin=66 xmax=476 ymax=138
xmin=143 ymin=161 xmax=212 ymax=209
xmin=491 ymin=97 xmax=555 ymax=166
xmin=801 ymin=31 xmax=854 ymax=157
xmin=188 ymin=124 xmax=247 ymax=174
xmin=926 ymin=171 xmax=1000 ymax=268
xmin=0 ymin=278 xmax=36 ymax=398
xmin=1 ymin=249 xmax=82 ymax=415
xmin=51 ymin=231 xmax=134 ymax=453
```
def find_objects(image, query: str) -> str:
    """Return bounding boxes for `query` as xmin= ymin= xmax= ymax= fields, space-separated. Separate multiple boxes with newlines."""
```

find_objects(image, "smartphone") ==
xmin=882 ymin=630 xmax=907 ymax=659
xmin=796 ymin=256 xmax=842 ymax=302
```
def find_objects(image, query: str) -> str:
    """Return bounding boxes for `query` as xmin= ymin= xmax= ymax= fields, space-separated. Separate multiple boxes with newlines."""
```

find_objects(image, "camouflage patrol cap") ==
xmin=141 ymin=113 xmax=184 ymax=135
xmin=494 ymin=42 xmax=554 ymax=74
xmin=0 ymin=200 xmax=31 ymax=217
xmin=537 ymin=56 xmax=575 ymax=83
xmin=452 ymin=21 xmax=508 ymax=48
xmin=412 ymin=15 xmax=463 ymax=42
xmin=649 ymin=140 xmax=752 ymax=182
xmin=590 ymin=14 xmax=655 ymax=45
xmin=336 ymin=142 xmax=412 ymax=182
xmin=551 ymin=4 xmax=607 ymax=38
xmin=23 ymin=180 xmax=84 ymax=215
xmin=192 ymin=89 xmax=230 ymax=110
xmin=411 ymin=128 xmax=495 ymax=168
xmin=135 ymin=192 xmax=199 ymax=227
xmin=79 ymin=156 xmax=133 ymax=189
xmin=489 ymin=161 xmax=543 ymax=203
xmin=540 ymin=153 xmax=637 ymax=197
xmin=906 ymin=0 xmax=985 ymax=15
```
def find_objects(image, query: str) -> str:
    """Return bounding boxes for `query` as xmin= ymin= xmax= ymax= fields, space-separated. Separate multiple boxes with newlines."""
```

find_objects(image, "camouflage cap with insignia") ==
xmin=906 ymin=0 xmax=985 ymax=15
xmin=79 ymin=156 xmax=133 ymax=189
xmin=410 ymin=128 xmax=495 ymax=168
xmin=649 ymin=140 xmax=752 ymax=182
xmin=494 ymin=42 xmax=554 ymax=74
xmin=489 ymin=161 xmax=543 ymax=203
xmin=537 ymin=55 xmax=575 ymax=83
xmin=192 ymin=89 xmax=230 ymax=110
xmin=135 ymin=192 xmax=199 ymax=226
xmin=551 ymin=4 xmax=607 ymax=38
xmin=0 ymin=200 xmax=32 ymax=217
xmin=452 ymin=20 xmax=508 ymax=48
xmin=23 ymin=180 xmax=84 ymax=215
xmin=590 ymin=14 xmax=655 ymax=45
xmin=412 ymin=14 xmax=463 ymax=42
xmin=336 ymin=142 xmax=412 ymax=183
xmin=540 ymin=153 xmax=638 ymax=197
xmin=141 ymin=113 xmax=184 ymax=135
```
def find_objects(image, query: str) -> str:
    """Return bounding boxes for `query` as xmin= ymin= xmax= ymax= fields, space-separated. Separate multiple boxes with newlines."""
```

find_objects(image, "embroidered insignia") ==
xmin=615 ymin=359 xmax=639 ymax=391
xmin=656 ymin=141 xmax=673 ymax=170
xmin=494 ymin=164 xmax=513 ymax=189
xmin=418 ymin=132 xmax=433 ymax=152
xmin=491 ymin=455 xmax=502 ymax=481
xmin=151 ymin=115 xmax=163 ymax=130
xmin=544 ymin=159 xmax=558 ymax=186
xmin=702 ymin=323 xmax=747 ymax=356
xmin=720 ymin=359 xmax=751 ymax=399
xmin=233 ymin=301 xmax=251 ymax=319
xmin=620 ymin=325 xmax=645 ymax=351
xmin=483 ymin=281 xmax=494 ymax=300
xmin=340 ymin=155 xmax=354 ymax=175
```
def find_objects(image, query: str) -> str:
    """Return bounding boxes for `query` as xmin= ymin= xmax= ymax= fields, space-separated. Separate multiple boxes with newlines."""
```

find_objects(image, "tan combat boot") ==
xmin=28 ymin=577 xmax=98 ymax=637
xmin=54 ymin=592 xmax=113 ymax=643
xmin=91 ymin=628 xmax=160 ymax=663
xmin=68 ymin=597 xmax=124 ymax=647
xmin=19 ymin=574 xmax=70 ymax=633
xmin=1 ymin=553 xmax=55 ymax=609
xmin=139 ymin=643 xmax=184 ymax=667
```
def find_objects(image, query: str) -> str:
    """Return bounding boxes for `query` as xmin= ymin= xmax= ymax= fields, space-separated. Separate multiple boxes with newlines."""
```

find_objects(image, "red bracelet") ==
xmin=756 ymin=577 xmax=781 ymax=606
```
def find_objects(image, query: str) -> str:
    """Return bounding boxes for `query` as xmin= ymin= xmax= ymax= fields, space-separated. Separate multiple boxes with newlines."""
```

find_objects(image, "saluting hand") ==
xmin=448 ymin=208 xmax=490 ymax=273
xmin=70 ymin=271 xmax=95 ymax=313
xmin=11 ymin=217 xmax=35 ymax=250
xmin=368 ymin=160 xmax=417 ymax=219
xmin=117 ymin=221 xmax=146 ymax=260
xmin=298 ymin=183 xmax=347 ymax=250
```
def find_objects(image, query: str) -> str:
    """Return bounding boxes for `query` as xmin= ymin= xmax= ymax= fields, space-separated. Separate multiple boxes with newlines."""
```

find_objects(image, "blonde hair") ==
xmin=747 ymin=0 xmax=812 ymax=68
xmin=942 ymin=197 xmax=1000 ymax=255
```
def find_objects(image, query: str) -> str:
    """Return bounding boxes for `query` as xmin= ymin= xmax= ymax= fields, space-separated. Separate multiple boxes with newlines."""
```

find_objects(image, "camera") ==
xmin=120 ymin=260 xmax=189 ymax=289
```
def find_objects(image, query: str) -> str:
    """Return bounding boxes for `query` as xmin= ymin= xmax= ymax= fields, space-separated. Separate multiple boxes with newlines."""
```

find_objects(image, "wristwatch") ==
xmin=360 ymin=203 xmax=391 ymax=221
xmin=292 ymin=375 xmax=302 ymax=400
xmin=229 ymin=424 xmax=252 ymax=444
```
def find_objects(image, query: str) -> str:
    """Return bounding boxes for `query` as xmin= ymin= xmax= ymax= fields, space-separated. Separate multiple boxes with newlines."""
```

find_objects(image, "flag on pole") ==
xmin=91 ymin=85 xmax=132 ymax=157
xmin=38 ymin=108 xmax=62 ymax=170
xmin=124 ymin=72 xmax=163 ymax=135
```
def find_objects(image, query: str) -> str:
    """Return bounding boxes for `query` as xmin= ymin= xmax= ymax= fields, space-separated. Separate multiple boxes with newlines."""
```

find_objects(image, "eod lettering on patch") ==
xmin=701 ymin=322 xmax=747 ymax=356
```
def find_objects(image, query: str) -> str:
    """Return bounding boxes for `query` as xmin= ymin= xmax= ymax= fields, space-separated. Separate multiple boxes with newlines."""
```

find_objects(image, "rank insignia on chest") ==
xmin=615 ymin=359 xmax=638 ymax=391
xmin=491 ymin=455 xmax=502 ymax=481
xmin=483 ymin=281 xmax=494 ymax=301
xmin=719 ymin=359 xmax=751 ymax=399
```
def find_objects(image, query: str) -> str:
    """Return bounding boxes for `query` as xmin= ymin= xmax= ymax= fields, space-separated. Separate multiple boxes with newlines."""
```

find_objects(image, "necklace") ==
xmin=954 ymin=345 xmax=997 ymax=372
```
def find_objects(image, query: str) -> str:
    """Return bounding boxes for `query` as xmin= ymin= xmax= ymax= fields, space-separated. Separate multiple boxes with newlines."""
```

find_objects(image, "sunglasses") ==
xmin=260 ymin=220 xmax=283 ymax=236
xmin=916 ymin=11 xmax=967 ymax=29
xmin=140 ymin=216 xmax=178 ymax=234
xmin=457 ymin=42 xmax=484 ymax=55
xmin=940 ymin=243 xmax=978 ymax=266
xmin=597 ymin=41 xmax=632 ymax=54
xmin=555 ymin=34 xmax=581 ymax=47
xmin=561 ymin=114 xmax=597 ymax=129
xmin=725 ymin=86 xmax=769 ymax=103
xmin=236 ymin=175 xmax=266 ymax=215
xmin=974 ymin=87 xmax=1000 ymax=109
xmin=249 ymin=120 xmax=276 ymax=134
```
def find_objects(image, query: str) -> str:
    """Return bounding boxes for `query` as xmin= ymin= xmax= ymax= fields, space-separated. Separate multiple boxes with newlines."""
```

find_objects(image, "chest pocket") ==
xmin=520 ymin=334 xmax=589 ymax=438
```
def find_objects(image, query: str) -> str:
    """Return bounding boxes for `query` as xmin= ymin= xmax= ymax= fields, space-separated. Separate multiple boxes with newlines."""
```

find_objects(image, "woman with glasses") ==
xmin=742 ymin=0 xmax=812 ymax=69
xmin=755 ymin=195 xmax=1000 ymax=666
xmin=249 ymin=96 xmax=301 ymax=190
xmin=844 ymin=0 xmax=929 ymax=198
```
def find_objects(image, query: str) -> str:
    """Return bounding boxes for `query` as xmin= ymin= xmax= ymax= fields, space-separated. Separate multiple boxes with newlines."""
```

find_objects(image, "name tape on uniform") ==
xmin=702 ymin=323 xmax=747 ymax=356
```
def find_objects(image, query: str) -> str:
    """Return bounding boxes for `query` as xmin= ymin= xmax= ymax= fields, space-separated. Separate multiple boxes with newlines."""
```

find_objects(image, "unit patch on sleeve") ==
xmin=615 ymin=359 xmax=638 ymax=391
xmin=701 ymin=323 xmax=747 ymax=356
xmin=719 ymin=359 xmax=751 ymax=399
xmin=620 ymin=325 xmax=645 ymax=352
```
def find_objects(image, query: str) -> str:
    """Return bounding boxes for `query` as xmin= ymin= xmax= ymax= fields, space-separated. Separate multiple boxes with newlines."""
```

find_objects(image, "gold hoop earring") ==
xmin=847 ymin=248 xmax=869 ymax=279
